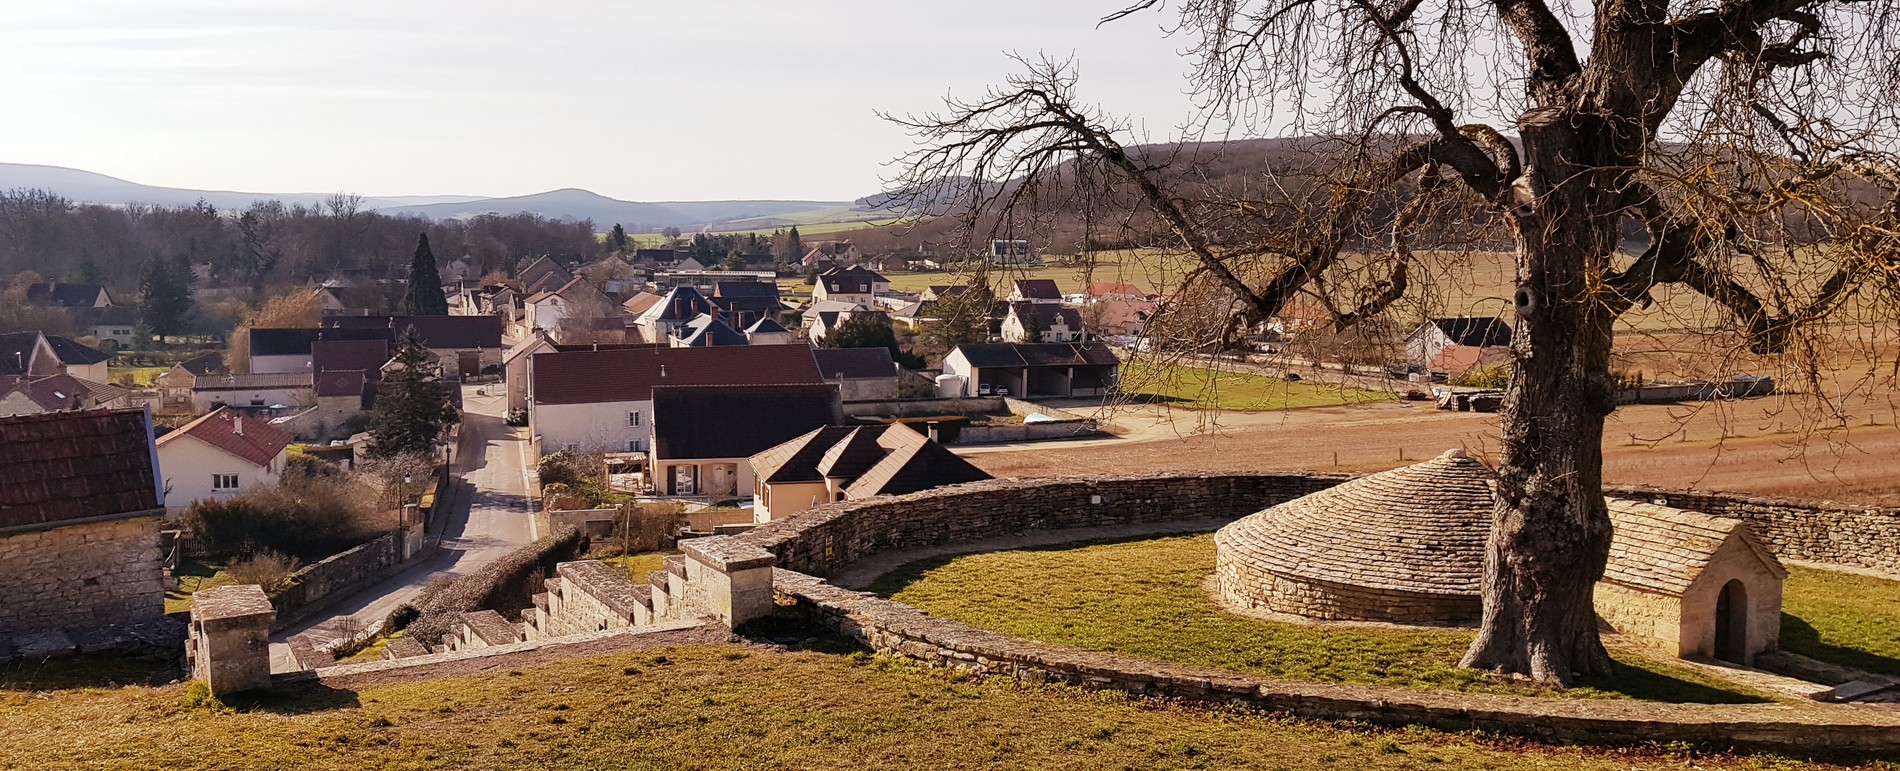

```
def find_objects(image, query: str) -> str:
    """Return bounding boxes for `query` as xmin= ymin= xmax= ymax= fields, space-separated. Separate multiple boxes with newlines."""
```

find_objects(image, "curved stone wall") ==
xmin=1213 ymin=552 xmax=1482 ymax=624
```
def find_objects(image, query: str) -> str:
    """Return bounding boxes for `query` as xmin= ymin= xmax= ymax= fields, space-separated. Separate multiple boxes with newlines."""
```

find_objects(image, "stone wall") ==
xmin=1214 ymin=552 xmax=1479 ymax=625
xmin=734 ymin=473 xmax=1351 ymax=578
xmin=0 ymin=515 xmax=164 ymax=639
xmin=270 ymin=530 xmax=405 ymax=625
xmin=1607 ymin=486 xmax=1900 ymax=577
xmin=774 ymin=569 xmax=1900 ymax=754
xmin=540 ymin=560 xmax=652 ymax=638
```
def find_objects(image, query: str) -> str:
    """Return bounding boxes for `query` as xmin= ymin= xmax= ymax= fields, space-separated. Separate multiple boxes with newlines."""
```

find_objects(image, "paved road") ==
xmin=268 ymin=385 xmax=534 ymax=671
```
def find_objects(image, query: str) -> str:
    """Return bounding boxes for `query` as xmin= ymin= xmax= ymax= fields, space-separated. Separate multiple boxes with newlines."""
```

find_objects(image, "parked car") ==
xmin=979 ymin=384 xmax=993 ymax=396
xmin=996 ymin=387 xmax=1010 ymax=396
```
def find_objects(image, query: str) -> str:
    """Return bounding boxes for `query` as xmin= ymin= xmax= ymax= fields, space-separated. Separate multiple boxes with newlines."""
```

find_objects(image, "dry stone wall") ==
xmin=270 ymin=531 xmax=405 ymax=625
xmin=0 ymin=516 xmax=163 ymax=639
xmin=774 ymin=569 xmax=1900 ymax=754
xmin=1607 ymin=486 xmax=1900 ymax=576
xmin=1213 ymin=556 xmax=1480 ymax=624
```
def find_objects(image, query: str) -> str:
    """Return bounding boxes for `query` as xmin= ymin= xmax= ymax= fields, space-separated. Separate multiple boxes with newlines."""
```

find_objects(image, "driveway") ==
xmin=268 ymin=384 xmax=534 ymax=671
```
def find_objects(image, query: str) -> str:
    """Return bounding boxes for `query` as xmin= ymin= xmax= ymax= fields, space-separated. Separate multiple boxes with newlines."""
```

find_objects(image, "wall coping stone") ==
xmin=682 ymin=537 xmax=777 ymax=572
xmin=193 ymin=585 xmax=274 ymax=632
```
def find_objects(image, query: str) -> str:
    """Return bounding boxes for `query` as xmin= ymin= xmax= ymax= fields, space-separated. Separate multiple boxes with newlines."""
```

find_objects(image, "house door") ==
xmin=669 ymin=465 xmax=696 ymax=496
xmin=458 ymin=352 xmax=480 ymax=377
xmin=1714 ymin=579 xmax=1749 ymax=663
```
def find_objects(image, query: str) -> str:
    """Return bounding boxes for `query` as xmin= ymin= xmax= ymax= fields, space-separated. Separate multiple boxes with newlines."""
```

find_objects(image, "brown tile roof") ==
xmin=1 ymin=374 xmax=128 ymax=412
xmin=650 ymin=384 xmax=842 ymax=460
xmin=0 ymin=408 xmax=160 ymax=529
xmin=1603 ymin=500 xmax=1786 ymax=595
xmin=311 ymin=339 xmax=391 ymax=377
xmin=844 ymin=424 xmax=991 ymax=498
xmin=621 ymin=292 xmax=664 ymax=315
xmin=816 ymin=426 xmax=888 ymax=480
xmin=157 ymin=406 xmax=294 ymax=468
xmin=530 ymin=344 xmax=824 ymax=405
xmin=1087 ymin=282 xmax=1145 ymax=297
xmin=314 ymin=369 xmax=370 ymax=399
xmin=1010 ymin=279 xmax=1063 ymax=300
xmin=812 ymin=347 xmax=896 ymax=380
xmin=320 ymin=315 xmax=504 ymax=349
xmin=750 ymin=425 xmax=858 ymax=484
xmin=954 ymin=343 xmax=1121 ymax=369
xmin=193 ymin=372 xmax=313 ymax=391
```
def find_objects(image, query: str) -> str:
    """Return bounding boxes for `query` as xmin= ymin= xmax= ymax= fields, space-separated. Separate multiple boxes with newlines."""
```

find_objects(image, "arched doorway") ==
xmin=1714 ymin=579 xmax=1750 ymax=663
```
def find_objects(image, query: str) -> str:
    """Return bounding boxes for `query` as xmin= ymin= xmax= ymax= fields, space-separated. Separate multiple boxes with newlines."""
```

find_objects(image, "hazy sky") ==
xmin=0 ymin=1 xmax=1205 ymax=202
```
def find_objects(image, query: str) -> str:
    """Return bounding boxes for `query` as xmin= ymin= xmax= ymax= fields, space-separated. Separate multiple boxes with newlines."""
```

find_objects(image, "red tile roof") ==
xmin=0 ymin=408 xmax=160 ymax=530
xmin=157 ymin=407 xmax=294 ymax=468
xmin=530 ymin=344 xmax=825 ymax=405
xmin=311 ymin=339 xmax=391 ymax=377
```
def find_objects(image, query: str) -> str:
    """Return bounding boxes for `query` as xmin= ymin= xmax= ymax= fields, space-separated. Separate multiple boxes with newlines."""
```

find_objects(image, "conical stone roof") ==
xmin=1216 ymin=449 xmax=1494 ymax=596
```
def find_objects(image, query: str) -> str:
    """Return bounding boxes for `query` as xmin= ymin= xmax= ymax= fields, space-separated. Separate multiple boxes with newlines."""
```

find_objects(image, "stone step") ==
xmin=458 ymin=610 xmax=522 ymax=649
xmin=664 ymin=555 xmax=686 ymax=577
xmin=383 ymin=636 xmax=431 ymax=660
xmin=299 ymin=618 xmax=706 ymax=678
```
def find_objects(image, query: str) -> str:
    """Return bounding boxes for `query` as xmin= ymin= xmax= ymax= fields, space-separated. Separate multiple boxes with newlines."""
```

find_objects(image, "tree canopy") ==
xmin=402 ymin=233 xmax=450 ymax=316
xmin=368 ymin=330 xmax=461 ymax=459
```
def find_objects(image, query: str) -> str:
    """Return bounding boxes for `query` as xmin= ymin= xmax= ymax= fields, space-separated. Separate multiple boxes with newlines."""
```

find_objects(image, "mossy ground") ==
xmin=873 ymin=534 xmax=1769 ymax=703
xmin=0 ymin=645 xmax=1875 ymax=770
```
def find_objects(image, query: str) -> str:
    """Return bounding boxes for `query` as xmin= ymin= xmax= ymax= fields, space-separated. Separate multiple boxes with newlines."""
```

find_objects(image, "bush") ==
xmin=604 ymin=503 xmax=686 ymax=555
xmin=384 ymin=603 xmax=421 ymax=631
xmin=183 ymin=474 xmax=381 ymax=561
xmin=405 ymin=526 xmax=586 ymax=650
xmin=227 ymin=550 xmax=301 ymax=594
xmin=1450 ymin=365 xmax=1511 ymax=389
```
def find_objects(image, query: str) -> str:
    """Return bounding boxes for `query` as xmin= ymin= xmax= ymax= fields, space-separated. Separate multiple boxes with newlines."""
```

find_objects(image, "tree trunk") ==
xmin=1459 ymin=108 xmax=1622 ymax=684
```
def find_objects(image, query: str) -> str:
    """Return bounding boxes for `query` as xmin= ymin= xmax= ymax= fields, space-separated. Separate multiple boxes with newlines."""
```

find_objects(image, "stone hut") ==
xmin=1214 ymin=449 xmax=1491 ymax=624
xmin=1597 ymin=500 xmax=1787 ymax=665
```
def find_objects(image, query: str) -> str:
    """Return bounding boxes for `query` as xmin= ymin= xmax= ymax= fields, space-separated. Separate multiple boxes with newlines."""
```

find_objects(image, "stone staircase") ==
xmin=426 ymin=553 xmax=712 ymax=659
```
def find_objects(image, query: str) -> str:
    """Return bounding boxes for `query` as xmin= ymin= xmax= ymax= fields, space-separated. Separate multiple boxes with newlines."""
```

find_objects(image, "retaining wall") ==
xmin=270 ymin=529 xmax=407 ymax=625
xmin=774 ymin=569 xmax=1900 ymax=754
xmin=1607 ymin=485 xmax=1900 ymax=577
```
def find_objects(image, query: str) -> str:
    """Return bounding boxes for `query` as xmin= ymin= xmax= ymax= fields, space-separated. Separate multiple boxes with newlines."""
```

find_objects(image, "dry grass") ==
xmin=872 ymin=535 xmax=1770 ymax=704
xmin=0 ymin=645 xmax=1872 ymax=770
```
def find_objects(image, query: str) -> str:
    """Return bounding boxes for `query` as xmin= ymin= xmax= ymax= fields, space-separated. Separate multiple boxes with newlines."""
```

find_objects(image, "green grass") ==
xmin=0 ymin=646 xmax=1849 ymax=770
xmin=1120 ymin=362 xmax=1395 ymax=411
xmin=1780 ymin=566 xmax=1900 ymax=676
xmin=164 ymin=560 xmax=235 ymax=615
xmin=873 ymin=535 xmax=1769 ymax=704
xmin=347 ymin=632 xmax=405 ymax=663
xmin=107 ymin=365 xmax=169 ymax=387
xmin=603 ymin=551 xmax=676 ymax=580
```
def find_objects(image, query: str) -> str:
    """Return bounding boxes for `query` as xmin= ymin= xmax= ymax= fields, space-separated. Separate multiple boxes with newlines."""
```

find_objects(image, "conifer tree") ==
xmin=367 ymin=329 xmax=460 ymax=458
xmin=608 ymin=223 xmax=629 ymax=252
xmin=138 ymin=254 xmax=196 ymax=337
xmin=402 ymin=233 xmax=450 ymax=315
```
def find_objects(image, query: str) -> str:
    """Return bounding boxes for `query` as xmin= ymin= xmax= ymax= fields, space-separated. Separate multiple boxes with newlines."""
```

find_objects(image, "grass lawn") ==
xmin=107 ymin=365 xmax=170 ymax=387
xmin=872 ymin=535 xmax=1768 ymax=704
xmin=1780 ymin=566 xmax=1900 ymax=676
xmin=0 ymin=645 xmax=1853 ymax=770
xmin=1120 ymin=362 xmax=1395 ymax=411
xmin=164 ymin=559 xmax=236 ymax=615
xmin=603 ymin=551 xmax=676 ymax=580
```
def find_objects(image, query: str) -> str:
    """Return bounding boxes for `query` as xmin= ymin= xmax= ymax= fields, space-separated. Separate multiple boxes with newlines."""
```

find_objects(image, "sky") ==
xmin=0 ymin=1 xmax=1207 ymax=202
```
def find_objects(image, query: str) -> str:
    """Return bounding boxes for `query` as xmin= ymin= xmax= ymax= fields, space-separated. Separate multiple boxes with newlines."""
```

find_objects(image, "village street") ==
xmin=268 ymin=384 xmax=535 ymax=671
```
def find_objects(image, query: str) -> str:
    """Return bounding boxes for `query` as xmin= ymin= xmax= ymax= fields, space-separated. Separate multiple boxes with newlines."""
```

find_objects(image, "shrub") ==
xmin=227 ymin=550 xmax=301 ymax=594
xmin=183 ymin=473 xmax=381 ymax=560
xmin=384 ymin=603 xmax=421 ymax=631
xmin=606 ymin=502 xmax=687 ymax=555
xmin=405 ymin=526 xmax=586 ymax=650
xmin=1450 ymin=365 xmax=1511 ymax=389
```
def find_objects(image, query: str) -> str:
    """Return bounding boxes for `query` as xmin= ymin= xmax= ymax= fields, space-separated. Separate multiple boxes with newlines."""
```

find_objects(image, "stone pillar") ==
xmin=187 ymin=585 xmax=276 ymax=696
xmin=679 ymin=537 xmax=777 ymax=628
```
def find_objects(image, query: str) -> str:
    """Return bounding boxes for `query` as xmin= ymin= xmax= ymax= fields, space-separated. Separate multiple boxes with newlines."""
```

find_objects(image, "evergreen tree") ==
xmin=786 ymin=226 xmax=803 ymax=263
xmin=402 ymin=233 xmax=450 ymax=315
xmin=137 ymin=254 xmax=196 ymax=337
xmin=608 ymin=223 xmax=628 ymax=252
xmin=367 ymin=329 xmax=461 ymax=458
xmin=74 ymin=254 xmax=101 ymax=285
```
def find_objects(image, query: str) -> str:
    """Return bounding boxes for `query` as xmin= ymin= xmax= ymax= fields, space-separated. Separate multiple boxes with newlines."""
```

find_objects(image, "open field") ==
xmin=968 ymin=385 xmax=1900 ymax=505
xmin=1781 ymin=566 xmax=1900 ymax=676
xmin=873 ymin=534 xmax=1766 ymax=703
xmin=1122 ymin=362 xmax=1394 ymax=410
xmin=1 ymin=645 xmax=1881 ymax=770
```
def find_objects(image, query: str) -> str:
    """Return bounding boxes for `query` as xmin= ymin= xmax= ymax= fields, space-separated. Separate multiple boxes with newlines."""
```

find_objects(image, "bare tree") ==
xmin=885 ymin=0 xmax=1900 ymax=683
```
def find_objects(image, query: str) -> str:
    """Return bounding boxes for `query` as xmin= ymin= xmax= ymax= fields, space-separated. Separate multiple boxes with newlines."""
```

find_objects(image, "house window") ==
xmin=212 ymin=474 xmax=239 ymax=491
xmin=250 ymin=398 xmax=265 ymax=406
xmin=627 ymin=440 xmax=645 ymax=452
xmin=627 ymin=411 xmax=642 ymax=427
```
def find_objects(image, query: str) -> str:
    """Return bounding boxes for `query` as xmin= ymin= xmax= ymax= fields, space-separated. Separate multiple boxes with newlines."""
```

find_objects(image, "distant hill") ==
xmin=0 ymin=162 xmax=881 ymax=231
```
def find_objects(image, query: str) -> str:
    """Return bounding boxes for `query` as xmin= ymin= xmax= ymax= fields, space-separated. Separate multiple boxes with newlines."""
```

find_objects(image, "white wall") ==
xmin=251 ymin=354 xmax=310 ymax=374
xmin=942 ymin=350 xmax=979 ymax=397
xmin=532 ymin=399 xmax=651 ymax=456
xmin=156 ymin=435 xmax=284 ymax=511
xmin=192 ymin=386 xmax=314 ymax=412
xmin=64 ymin=360 xmax=111 ymax=383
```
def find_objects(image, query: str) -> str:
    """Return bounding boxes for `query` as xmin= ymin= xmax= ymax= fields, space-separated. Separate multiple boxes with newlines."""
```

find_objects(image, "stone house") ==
xmin=320 ymin=315 xmax=505 ymax=377
xmin=648 ymin=384 xmax=843 ymax=498
xmin=749 ymin=423 xmax=990 ymax=521
xmin=155 ymin=353 xmax=227 ymax=409
xmin=191 ymin=372 xmax=315 ymax=413
xmin=1005 ymin=279 xmax=1064 ymax=304
xmin=940 ymin=342 xmax=1120 ymax=399
xmin=527 ymin=343 xmax=826 ymax=460
xmin=744 ymin=317 xmax=797 ymax=345
xmin=41 ymin=335 xmax=112 ymax=383
xmin=248 ymin=327 xmax=390 ymax=375
xmin=0 ymin=408 xmax=166 ymax=641
xmin=1405 ymin=317 xmax=1513 ymax=367
xmin=154 ymin=407 xmax=293 ymax=511
xmin=524 ymin=276 xmax=612 ymax=335
xmin=1596 ymin=500 xmax=1787 ymax=665
xmin=813 ymin=347 xmax=901 ymax=402
xmin=0 ymin=373 xmax=135 ymax=416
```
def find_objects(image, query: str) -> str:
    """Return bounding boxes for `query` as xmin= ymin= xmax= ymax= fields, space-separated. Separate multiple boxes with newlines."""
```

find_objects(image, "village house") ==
xmin=518 ymin=255 xmax=574 ymax=296
xmin=671 ymin=313 xmax=750 ymax=348
xmin=621 ymin=291 xmax=664 ymax=318
xmin=744 ymin=317 xmax=797 ymax=345
xmin=248 ymin=327 xmax=390 ymax=374
xmin=502 ymin=335 xmax=661 ymax=413
xmin=1 ymin=332 xmax=61 ymax=380
xmin=1079 ymin=298 xmax=1155 ymax=338
xmin=320 ymin=315 xmax=506 ymax=377
xmin=71 ymin=306 xmax=138 ymax=348
xmin=635 ymin=286 xmax=719 ymax=344
xmin=1086 ymin=282 xmax=1148 ymax=302
xmin=711 ymin=281 xmax=782 ymax=329
xmin=940 ymin=342 xmax=1120 ymax=399
xmin=1000 ymin=303 xmax=1088 ymax=344
xmin=40 ymin=335 xmax=112 ymax=383
xmin=24 ymin=282 xmax=113 ymax=310
xmin=525 ymin=343 xmax=827 ymax=460
xmin=811 ymin=266 xmax=890 ymax=306
xmin=749 ymin=424 xmax=991 ymax=521
xmin=986 ymin=239 xmax=1040 ymax=266
xmin=524 ymin=276 xmax=612 ymax=335
xmin=155 ymin=352 xmax=226 ymax=409
xmin=154 ymin=407 xmax=293 ymax=511
xmin=190 ymin=372 xmax=314 ymax=413
xmin=1405 ymin=317 xmax=1513 ymax=368
xmin=1005 ymin=279 xmax=1064 ymax=304
xmin=647 ymin=384 xmax=843 ymax=498
xmin=0 ymin=408 xmax=166 ymax=642
xmin=813 ymin=347 xmax=901 ymax=402
xmin=0 ymin=373 xmax=135 ymax=417
xmin=807 ymin=307 xmax=890 ymax=345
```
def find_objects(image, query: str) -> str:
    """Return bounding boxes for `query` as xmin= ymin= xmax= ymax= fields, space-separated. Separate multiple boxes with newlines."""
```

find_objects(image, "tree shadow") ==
xmin=0 ymin=654 xmax=180 ymax=692
xmin=1780 ymin=613 xmax=1900 ymax=677
xmin=1572 ymin=655 xmax=1772 ymax=704
xmin=222 ymin=679 xmax=363 ymax=714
